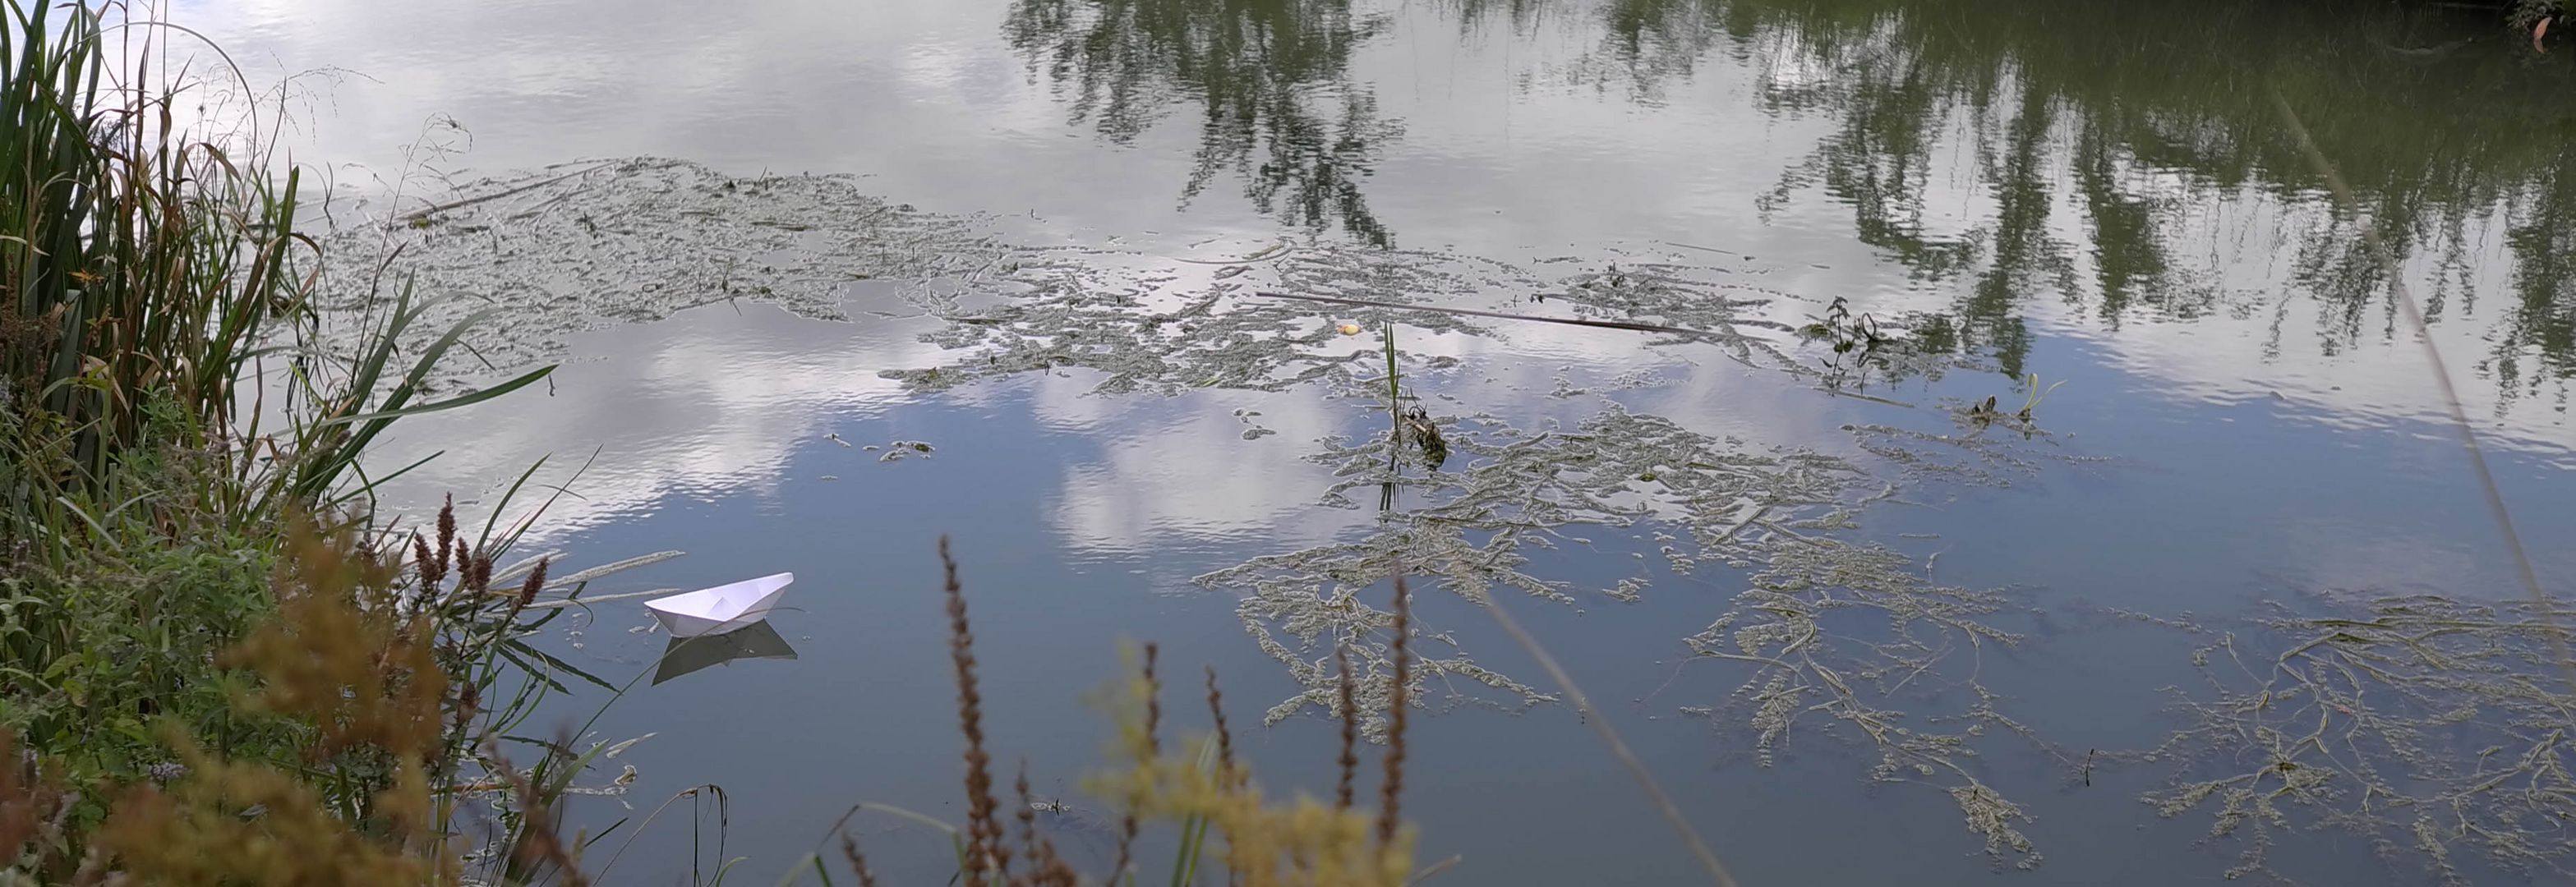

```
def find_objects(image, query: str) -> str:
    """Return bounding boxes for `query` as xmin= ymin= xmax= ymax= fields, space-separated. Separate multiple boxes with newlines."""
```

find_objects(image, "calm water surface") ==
xmin=197 ymin=0 xmax=2576 ymax=883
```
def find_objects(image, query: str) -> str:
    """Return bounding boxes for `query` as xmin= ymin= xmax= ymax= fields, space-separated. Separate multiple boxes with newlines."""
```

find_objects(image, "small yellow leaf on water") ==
xmin=1338 ymin=323 xmax=1362 ymax=335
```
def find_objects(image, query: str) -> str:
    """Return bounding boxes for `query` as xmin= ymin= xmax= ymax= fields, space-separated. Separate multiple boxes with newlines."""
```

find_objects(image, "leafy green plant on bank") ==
xmin=1 ymin=494 xmax=691 ymax=885
xmin=0 ymin=513 xmax=445 ymax=883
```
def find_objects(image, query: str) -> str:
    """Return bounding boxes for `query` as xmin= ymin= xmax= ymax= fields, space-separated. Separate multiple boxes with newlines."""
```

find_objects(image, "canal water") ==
xmin=196 ymin=0 xmax=2576 ymax=882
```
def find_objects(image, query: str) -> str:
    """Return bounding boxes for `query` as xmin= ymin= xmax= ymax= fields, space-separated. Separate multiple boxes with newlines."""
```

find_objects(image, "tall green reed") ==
xmin=1381 ymin=321 xmax=1400 ymax=512
xmin=0 ymin=0 xmax=549 ymax=560
xmin=3 ymin=0 xmax=295 ymax=490
xmin=0 ymin=5 xmax=581 ymax=868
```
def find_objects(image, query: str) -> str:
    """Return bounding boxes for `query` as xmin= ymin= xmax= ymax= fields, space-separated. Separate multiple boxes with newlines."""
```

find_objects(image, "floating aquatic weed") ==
xmin=878 ymin=440 xmax=937 ymax=462
xmin=1676 ymin=540 xmax=2048 ymax=871
xmin=1608 ymin=369 xmax=1673 ymax=390
xmin=315 ymin=158 xmax=1007 ymax=385
xmin=1957 ymin=374 xmax=2071 ymax=438
xmin=881 ymin=245 xmax=1520 ymax=398
xmin=1549 ymin=261 xmax=1967 ymax=392
xmin=1550 ymin=261 xmax=1796 ymax=351
xmin=324 ymin=158 xmax=1832 ymax=402
xmin=1200 ymin=403 xmax=1879 ymax=734
xmin=1210 ymin=526 xmax=1555 ymax=740
xmin=862 ymin=226 xmax=2061 ymax=865
xmin=1398 ymin=405 xmax=1445 ymax=470
xmin=1196 ymin=395 xmax=2056 ymax=866
xmin=881 ymin=241 xmax=1820 ymax=398
xmin=1844 ymin=420 xmax=2108 ymax=489
xmin=2138 ymin=594 xmax=2576 ymax=885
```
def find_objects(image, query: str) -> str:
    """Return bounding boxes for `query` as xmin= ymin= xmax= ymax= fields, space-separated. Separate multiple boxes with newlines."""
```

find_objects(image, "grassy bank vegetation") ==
xmin=0 ymin=0 xmax=551 ymax=766
xmin=0 ymin=0 xmax=590 ymax=878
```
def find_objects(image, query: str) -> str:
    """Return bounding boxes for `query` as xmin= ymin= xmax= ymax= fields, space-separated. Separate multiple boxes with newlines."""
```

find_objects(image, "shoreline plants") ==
xmin=2 ymin=0 xmax=578 ymax=881
xmin=1 ymin=0 xmax=555 ymax=765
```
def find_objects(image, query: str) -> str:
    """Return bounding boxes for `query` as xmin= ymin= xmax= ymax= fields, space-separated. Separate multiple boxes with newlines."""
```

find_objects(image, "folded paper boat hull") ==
xmin=645 ymin=572 xmax=794 ymax=637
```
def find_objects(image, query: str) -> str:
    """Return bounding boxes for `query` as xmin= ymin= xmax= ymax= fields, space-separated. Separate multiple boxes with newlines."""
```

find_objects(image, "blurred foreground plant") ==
xmin=819 ymin=540 xmax=1435 ymax=887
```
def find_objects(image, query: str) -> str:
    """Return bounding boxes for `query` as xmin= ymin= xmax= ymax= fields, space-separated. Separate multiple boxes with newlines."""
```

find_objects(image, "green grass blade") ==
xmin=493 ymin=646 xmax=577 ymax=696
xmin=503 ymin=638 xmax=619 ymax=692
xmin=318 ymin=448 xmax=446 ymax=512
xmin=762 ymin=853 xmax=830 ymax=887
xmin=1168 ymin=736 xmax=1221 ymax=887
xmin=316 ymin=365 xmax=554 ymax=428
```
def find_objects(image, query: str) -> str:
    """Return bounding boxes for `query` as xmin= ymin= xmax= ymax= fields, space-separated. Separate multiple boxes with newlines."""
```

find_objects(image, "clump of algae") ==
xmin=316 ymin=157 xmax=1006 ymax=384
xmin=2136 ymin=594 xmax=2576 ymax=885
xmin=879 ymin=244 xmax=1548 ymax=398
xmin=1679 ymin=540 xmax=2045 ymax=871
xmin=1844 ymin=417 xmax=2112 ymax=489
xmin=1196 ymin=397 xmax=2058 ymax=869
xmin=1197 ymin=402 xmax=1879 ymax=734
xmin=878 ymin=239 xmax=1827 ymax=397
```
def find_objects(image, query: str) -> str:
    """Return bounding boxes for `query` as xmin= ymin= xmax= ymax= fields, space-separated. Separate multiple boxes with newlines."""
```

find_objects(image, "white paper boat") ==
xmin=645 ymin=572 xmax=794 ymax=637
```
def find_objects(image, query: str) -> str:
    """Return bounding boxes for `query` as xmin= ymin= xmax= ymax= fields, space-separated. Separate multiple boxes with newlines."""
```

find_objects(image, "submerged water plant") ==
xmin=1680 ymin=541 xmax=2047 ymax=870
xmin=2139 ymin=595 xmax=2576 ymax=885
xmin=312 ymin=158 xmax=1002 ymax=385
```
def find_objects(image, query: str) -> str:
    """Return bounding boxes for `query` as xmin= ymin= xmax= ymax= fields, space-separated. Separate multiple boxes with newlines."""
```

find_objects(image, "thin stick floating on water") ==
xmin=1657 ymin=240 xmax=1738 ymax=255
xmin=395 ymin=161 xmax=615 ymax=225
xmin=1822 ymin=388 xmax=1915 ymax=409
xmin=1169 ymin=241 xmax=1297 ymax=264
xmin=1251 ymin=291 xmax=1792 ymax=336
